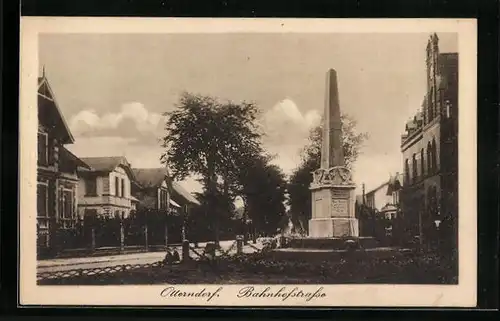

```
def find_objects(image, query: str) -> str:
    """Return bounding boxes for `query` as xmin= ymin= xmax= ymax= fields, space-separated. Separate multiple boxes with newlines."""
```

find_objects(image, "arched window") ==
xmin=405 ymin=159 xmax=410 ymax=184
xmin=431 ymin=138 xmax=437 ymax=172
xmin=412 ymin=154 xmax=417 ymax=183
xmin=432 ymin=139 xmax=439 ymax=171
xmin=421 ymin=148 xmax=425 ymax=177
xmin=427 ymin=142 xmax=432 ymax=173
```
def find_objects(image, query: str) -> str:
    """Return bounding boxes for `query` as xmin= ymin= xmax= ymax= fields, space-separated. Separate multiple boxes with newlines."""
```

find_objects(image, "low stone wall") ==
xmin=286 ymin=237 xmax=379 ymax=250
xmin=270 ymin=247 xmax=412 ymax=262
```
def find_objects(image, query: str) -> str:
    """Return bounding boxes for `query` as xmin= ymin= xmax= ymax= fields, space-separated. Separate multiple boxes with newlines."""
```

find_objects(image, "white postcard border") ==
xmin=19 ymin=17 xmax=477 ymax=307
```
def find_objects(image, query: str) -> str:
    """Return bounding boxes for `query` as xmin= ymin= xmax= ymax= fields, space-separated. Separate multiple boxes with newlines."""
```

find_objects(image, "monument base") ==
xmin=308 ymin=217 xmax=359 ymax=238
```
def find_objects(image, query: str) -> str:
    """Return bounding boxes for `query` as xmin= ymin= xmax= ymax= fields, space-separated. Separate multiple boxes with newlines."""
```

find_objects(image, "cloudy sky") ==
xmin=39 ymin=32 xmax=457 ymax=194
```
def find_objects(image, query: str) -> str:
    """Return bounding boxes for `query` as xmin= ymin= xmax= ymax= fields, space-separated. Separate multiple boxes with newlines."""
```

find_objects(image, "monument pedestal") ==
xmin=309 ymin=176 xmax=358 ymax=238
xmin=309 ymin=218 xmax=359 ymax=238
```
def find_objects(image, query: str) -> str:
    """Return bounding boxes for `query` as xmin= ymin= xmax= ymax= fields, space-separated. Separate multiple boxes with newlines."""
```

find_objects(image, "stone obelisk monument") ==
xmin=309 ymin=69 xmax=359 ymax=238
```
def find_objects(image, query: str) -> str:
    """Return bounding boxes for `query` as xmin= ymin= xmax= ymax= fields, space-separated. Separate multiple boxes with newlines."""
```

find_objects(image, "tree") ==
xmin=238 ymin=156 xmax=287 ymax=237
xmin=288 ymin=114 xmax=368 ymax=233
xmin=161 ymin=92 xmax=263 ymax=245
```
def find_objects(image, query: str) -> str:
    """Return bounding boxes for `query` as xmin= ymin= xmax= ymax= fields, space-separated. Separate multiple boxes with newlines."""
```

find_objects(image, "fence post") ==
xmin=236 ymin=235 xmax=243 ymax=255
xmin=144 ymin=224 xmax=149 ymax=251
xmin=90 ymin=227 xmax=96 ymax=253
xmin=119 ymin=221 xmax=125 ymax=253
xmin=182 ymin=239 xmax=191 ymax=263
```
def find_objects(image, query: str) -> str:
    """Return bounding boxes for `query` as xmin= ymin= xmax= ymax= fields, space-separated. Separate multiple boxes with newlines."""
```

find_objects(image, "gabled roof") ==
xmin=131 ymin=167 xmax=200 ymax=206
xmin=80 ymin=156 xmax=135 ymax=179
xmin=366 ymin=181 xmax=389 ymax=196
xmin=132 ymin=168 xmax=168 ymax=188
xmin=38 ymin=75 xmax=74 ymax=144
xmin=386 ymin=173 xmax=404 ymax=195
xmin=171 ymin=181 xmax=200 ymax=206
xmin=60 ymin=147 xmax=91 ymax=170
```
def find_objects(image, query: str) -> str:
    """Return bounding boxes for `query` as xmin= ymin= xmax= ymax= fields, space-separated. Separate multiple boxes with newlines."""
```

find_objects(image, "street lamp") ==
xmin=434 ymin=219 xmax=441 ymax=251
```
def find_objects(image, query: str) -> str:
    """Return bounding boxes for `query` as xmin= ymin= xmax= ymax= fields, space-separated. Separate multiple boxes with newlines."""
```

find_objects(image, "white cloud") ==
xmin=261 ymin=99 xmax=321 ymax=175
xmin=69 ymin=102 xmax=165 ymax=143
xmin=67 ymin=98 xmax=402 ymax=197
xmin=261 ymin=98 xmax=402 ymax=193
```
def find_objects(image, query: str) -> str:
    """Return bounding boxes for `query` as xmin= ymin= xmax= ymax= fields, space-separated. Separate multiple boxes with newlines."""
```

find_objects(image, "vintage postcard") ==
xmin=19 ymin=17 xmax=477 ymax=307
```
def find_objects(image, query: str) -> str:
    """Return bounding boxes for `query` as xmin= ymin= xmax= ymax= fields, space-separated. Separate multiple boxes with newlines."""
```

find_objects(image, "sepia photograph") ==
xmin=19 ymin=18 xmax=477 ymax=307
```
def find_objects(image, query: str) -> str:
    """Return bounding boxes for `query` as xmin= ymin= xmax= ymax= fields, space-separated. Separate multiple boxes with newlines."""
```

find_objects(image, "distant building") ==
xmin=365 ymin=182 xmax=391 ymax=212
xmin=77 ymin=156 xmax=136 ymax=219
xmin=131 ymin=167 xmax=201 ymax=212
xmin=131 ymin=168 xmax=172 ymax=212
xmin=37 ymin=73 xmax=91 ymax=251
xmin=400 ymin=33 xmax=458 ymax=246
xmin=364 ymin=172 xmax=403 ymax=215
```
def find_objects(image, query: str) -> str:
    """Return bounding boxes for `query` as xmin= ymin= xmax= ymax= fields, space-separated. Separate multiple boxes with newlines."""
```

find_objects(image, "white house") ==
xmin=77 ymin=156 xmax=136 ymax=219
xmin=365 ymin=172 xmax=404 ymax=214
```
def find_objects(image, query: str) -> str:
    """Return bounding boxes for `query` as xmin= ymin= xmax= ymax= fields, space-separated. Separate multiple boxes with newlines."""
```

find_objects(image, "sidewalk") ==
xmin=37 ymin=240 xmax=262 ymax=273
xmin=37 ymin=251 xmax=170 ymax=269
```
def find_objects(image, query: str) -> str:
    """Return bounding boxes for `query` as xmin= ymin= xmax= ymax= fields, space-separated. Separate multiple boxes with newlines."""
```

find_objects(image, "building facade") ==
xmin=365 ymin=182 xmax=392 ymax=212
xmin=131 ymin=168 xmax=173 ymax=212
xmin=364 ymin=173 xmax=403 ymax=218
xmin=400 ymin=33 xmax=458 ymax=247
xmin=77 ymin=156 xmax=136 ymax=219
xmin=131 ymin=168 xmax=201 ymax=212
xmin=37 ymin=74 xmax=91 ymax=252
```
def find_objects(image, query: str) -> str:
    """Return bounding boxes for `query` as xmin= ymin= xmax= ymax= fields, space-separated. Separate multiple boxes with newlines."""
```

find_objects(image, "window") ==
xmin=121 ymin=179 xmax=125 ymax=198
xmin=37 ymin=182 xmax=48 ymax=217
xmin=85 ymin=178 xmax=97 ymax=196
xmin=405 ymin=159 xmax=410 ymax=184
xmin=159 ymin=189 xmax=167 ymax=209
xmin=445 ymin=100 xmax=451 ymax=119
xmin=59 ymin=188 xmax=74 ymax=220
xmin=162 ymin=190 xmax=168 ymax=209
xmin=37 ymin=132 xmax=48 ymax=166
xmin=412 ymin=154 xmax=418 ymax=183
xmin=427 ymin=143 xmax=432 ymax=174
xmin=431 ymin=139 xmax=437 ymax=172
xmin=420 ymin=149 xmax=425 ymax=177
xmin=393 ymin=191 xmax=399 ymax=205
xmin=115 ymin=177 xmax=120 ymax=196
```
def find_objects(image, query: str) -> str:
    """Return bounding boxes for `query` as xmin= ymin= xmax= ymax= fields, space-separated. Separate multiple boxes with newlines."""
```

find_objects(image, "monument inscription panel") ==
xmin=332 ymin=199 xmax=348 ymax=217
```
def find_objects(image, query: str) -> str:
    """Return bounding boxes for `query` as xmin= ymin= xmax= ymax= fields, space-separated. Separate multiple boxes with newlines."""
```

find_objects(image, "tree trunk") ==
xmin=207 ymin=158 xmax=219 ymax=248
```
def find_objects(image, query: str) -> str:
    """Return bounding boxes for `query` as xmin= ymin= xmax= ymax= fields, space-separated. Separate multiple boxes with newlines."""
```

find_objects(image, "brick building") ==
xmin=400 ymin=33 xmax=458 ymax=250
